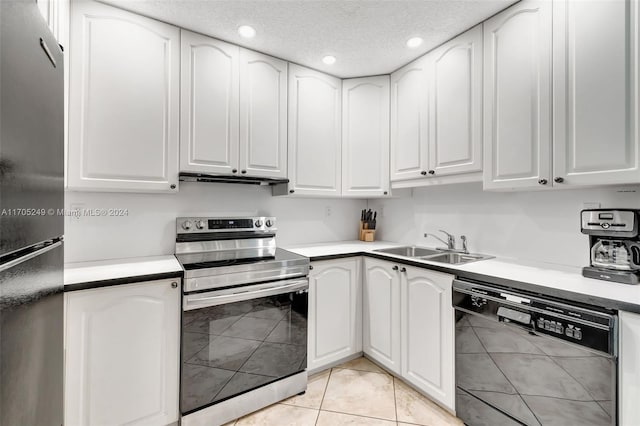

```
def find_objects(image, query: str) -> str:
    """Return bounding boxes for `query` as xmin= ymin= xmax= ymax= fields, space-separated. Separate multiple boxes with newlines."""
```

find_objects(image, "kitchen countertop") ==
xmin=62 ymin=241 xmax=640 ymax=313
xmin=285 ymin=240 xmax=640 ymax=313
xmin=64 ymin=255 xmax=183 ymax=292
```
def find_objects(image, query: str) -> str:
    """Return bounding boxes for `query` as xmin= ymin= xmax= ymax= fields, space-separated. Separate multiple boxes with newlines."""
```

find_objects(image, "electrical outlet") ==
xmin=69 ymin=203 xmax=85 ymax=220
xmin=325 ymin=206 xmax=332 ymax=217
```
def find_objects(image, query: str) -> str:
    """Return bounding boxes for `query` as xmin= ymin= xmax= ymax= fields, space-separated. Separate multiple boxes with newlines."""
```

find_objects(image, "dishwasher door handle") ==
xmin=497 ymin=306 xmax=532 ymax=327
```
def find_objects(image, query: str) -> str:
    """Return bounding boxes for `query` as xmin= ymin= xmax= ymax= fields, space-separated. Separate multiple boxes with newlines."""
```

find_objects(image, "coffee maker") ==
xmin=581 ymin=209 xmax=640 ymax=284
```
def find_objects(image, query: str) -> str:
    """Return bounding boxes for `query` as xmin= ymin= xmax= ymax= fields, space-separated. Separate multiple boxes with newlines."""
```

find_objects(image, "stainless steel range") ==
xmin=175 ymin=217 xmax=309 ymax=426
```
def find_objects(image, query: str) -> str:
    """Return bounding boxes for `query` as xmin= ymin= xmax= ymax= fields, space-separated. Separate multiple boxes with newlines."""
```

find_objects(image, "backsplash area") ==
xmin=369 ymin=183 xmax=640 ymax=268
xmin=64 ymin=183 xmax=366 ymax=263
xmin=66 ymin=182 xmax=640 ymax=268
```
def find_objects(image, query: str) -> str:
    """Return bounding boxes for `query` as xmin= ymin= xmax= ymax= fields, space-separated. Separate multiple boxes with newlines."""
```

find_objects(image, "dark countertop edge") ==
xmin=310 ymin=251 xmax=640 ymax=314
xmin=64 ymin=271 xmax=183 ymax=292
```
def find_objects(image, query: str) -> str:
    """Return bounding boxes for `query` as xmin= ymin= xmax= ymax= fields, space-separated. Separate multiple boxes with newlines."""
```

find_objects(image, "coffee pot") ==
xmin=581 ymin=209 xmax=640 ymax=284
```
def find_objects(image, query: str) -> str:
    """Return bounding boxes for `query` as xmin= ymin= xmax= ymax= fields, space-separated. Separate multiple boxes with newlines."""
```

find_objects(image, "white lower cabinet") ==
xmin=400 ymin=266 xmax=455 ymax=411
xmin=308 ymin=258 xmax=362 ymax=372
xmin=363 ymin=258 xmax=455 ymax=411
xmin=620 ymin=310 xmax=640 ymax=426
xmin=363 ymin=258 xmax=402 ymax=375
xmin=64 ymin=279 xmax=181 ymax=426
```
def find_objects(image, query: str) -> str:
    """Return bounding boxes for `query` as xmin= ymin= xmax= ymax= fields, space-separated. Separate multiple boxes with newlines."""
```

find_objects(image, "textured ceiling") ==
xmin=99 ymin=0 xmax=517 ymax=78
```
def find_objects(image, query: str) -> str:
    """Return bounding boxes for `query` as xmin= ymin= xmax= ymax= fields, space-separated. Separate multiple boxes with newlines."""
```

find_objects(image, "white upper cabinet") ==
xmin=307 ymin=258 xmax=362 ymax=372
xmin=239 ymin=49 xmax=288 ymax=178
xmin=180 ymin=30 xmax=239 ymax=175
xmin=65 ymin=279 xmax=180 ymax=426
xmin=483 ymin=0 xmax=553 ymax=190
xmin=390 ymin=57 xmax=429 ymax=181
xmin=68 ymin=1 xmax=180 ymax=192
xmin=400 ymin=266 xmax=455 ymax=411
xmin=553 ymin=0 xmax=640 ymax=186
xmin=428 ymin=25 xmax=483 ymax=177
xmin=287 ymin=64 xmax=342 ymax=196
xmin=342 ymin=76 xmax=390 ymax=197
xmin=363 ymin=258 xmax=401 ymax=375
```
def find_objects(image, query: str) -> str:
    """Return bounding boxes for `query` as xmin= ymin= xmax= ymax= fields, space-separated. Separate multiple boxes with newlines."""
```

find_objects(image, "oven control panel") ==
xmin=176 ymin=217 xmax=276 ymax=234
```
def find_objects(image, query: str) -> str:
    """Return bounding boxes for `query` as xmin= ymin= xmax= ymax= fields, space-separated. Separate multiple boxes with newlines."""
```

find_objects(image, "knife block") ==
xmin=359 ymin=221 xmax=376 ymax=242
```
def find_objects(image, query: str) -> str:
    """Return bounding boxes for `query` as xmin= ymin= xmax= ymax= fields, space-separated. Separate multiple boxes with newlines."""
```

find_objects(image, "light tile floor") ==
xmin=226 ymin=357 xmax=463 ymax=426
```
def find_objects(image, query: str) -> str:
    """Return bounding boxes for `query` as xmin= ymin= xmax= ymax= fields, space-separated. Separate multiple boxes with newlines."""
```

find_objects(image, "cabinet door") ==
xmin=342 ymin=76 xmax=390 ymax=196
xmin=401 ymin=267 xmax=455 ymax=411
xmin=390 ymin=57 xmax=430 ymax=181
xmin=429 ymin=25 xmax=483 ymax=177
xmin=180 ymin=30 xmax=239 ymax=175
xmin=553 ymin=0 xmax=640 ymax=186
xmin=363 ymin=258 xmax=401 ymax=375
xmin=239 ymin=49 xmax=287 ymax=178
xmin=620 ymin=310 xmax=640 ymax=426
xmin=68 ymin=1 xmax=179 ymax=192
xmin=308 ymin=258 xmax=362 ymax=371
xmin=483 ymin=0 xmax=552 ymax=190
xmin=64 ymin=279 xmax=181 ymax=426
xmin=288 ymin=64 xmax=342 ymax=196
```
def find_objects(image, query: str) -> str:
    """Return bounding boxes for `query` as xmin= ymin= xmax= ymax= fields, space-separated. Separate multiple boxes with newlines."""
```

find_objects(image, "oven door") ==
xmin=181 ymin=278 xmax=308 ymax=416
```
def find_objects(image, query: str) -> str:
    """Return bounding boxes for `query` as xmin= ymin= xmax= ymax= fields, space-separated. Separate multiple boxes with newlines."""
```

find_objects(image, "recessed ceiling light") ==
xmin=322 ymin=55 xmax=336 ymax=65
xmin=406 ymin=37 xmax=423 ymax=48
xmin=238 ymin=25 xmax=256 ymax=38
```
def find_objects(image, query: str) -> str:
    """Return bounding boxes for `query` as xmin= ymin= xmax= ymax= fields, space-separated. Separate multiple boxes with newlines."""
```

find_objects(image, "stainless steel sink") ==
xmin=422 ymin=252 xmax=493 ymax=265
xmin=374 ymin=246 xmax=441 ymax=257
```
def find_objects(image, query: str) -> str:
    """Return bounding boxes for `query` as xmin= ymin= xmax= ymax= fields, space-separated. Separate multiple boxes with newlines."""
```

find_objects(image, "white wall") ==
xmin=64 ymin=183 xmax=366 ymax=263
xmin=66 ymin=181 xmax=640 ymax=268
xmin=369 ymin=183 xmax=640 ymax=268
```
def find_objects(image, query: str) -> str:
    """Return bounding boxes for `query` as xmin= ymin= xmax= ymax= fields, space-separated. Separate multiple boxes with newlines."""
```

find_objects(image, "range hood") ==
xmin=179 ymin=172 xmax=289 ymax=186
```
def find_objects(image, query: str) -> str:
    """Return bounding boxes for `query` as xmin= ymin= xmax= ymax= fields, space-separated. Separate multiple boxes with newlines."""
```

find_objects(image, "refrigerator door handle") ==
xmin=0 ymin=239 xmax=62 ymax=273
xmin=39 ymin=38 xmax=57 ymax=68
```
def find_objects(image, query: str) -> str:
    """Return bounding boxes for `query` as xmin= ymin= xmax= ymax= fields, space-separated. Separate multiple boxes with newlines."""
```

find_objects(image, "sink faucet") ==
xmin=424 ymin=230 xmax=456 ymax=250
xmin=461 ymin=235 xmax=469 ymax=254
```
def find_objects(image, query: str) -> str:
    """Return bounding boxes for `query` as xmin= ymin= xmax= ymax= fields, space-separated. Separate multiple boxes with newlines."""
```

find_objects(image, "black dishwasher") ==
xmin=453 ymin=279 xmax=617 ymax=426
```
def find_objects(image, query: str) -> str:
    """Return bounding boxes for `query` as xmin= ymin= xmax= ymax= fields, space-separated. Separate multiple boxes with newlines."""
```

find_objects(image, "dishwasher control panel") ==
xmin=453 ymin=279 xmax=617 ymax=356
xmin=536 ymin=317 xmax=582 ymax=339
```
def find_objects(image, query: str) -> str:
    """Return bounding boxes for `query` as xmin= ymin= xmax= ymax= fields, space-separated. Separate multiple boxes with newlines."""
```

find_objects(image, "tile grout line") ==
xmin=392 ymin=376 xmax=399 ymax=424
xmin=319 ymin=407 xmax=398 ymax=423
xmin=315 ymin=367 xmax=333 ymax=425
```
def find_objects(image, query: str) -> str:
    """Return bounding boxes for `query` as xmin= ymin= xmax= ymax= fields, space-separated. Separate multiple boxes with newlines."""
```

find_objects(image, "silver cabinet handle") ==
xmin=171 ymin=282 xmax=178 ymax=288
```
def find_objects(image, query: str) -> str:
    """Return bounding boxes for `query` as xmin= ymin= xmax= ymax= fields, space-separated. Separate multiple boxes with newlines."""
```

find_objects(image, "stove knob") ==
xmin=254 ymin=220 xmax=263 ymax=228
xmin=195 ymin=220 xmax=206 ymax=230
xmin=265 ymin=219 xmax=273 ymax=228
xmin=182 ymin=220 xmax=193 ymax=230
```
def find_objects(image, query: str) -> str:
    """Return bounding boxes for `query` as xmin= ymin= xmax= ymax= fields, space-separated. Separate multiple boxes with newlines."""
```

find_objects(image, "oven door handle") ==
xmin=183 ymin=278 xmax=308 ymax=311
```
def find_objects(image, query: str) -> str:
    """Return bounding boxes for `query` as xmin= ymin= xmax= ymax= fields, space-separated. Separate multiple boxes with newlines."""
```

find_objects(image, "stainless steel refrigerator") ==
xmin=0 ymin=0 xmax=64 ymax=424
